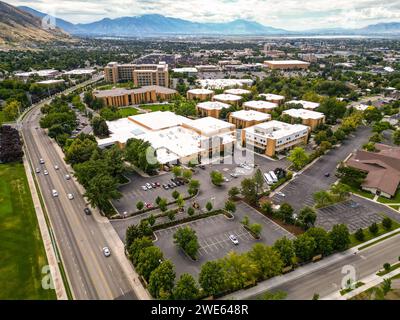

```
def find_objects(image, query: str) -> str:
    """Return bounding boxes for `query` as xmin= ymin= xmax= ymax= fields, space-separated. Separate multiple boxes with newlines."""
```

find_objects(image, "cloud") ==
xmin=5 ymin=0 xmax=400 ymax=30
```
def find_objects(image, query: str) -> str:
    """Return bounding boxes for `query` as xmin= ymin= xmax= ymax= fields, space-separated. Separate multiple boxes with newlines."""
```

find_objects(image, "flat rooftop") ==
xmin=282 ymin=108 xmax=325 ymax=120
xmin=197 ymin=101 xmax=230 ymax=110
xmin=230 ymin=110 xmax=271 ymax=122
xmin=197 ymin=79 xmax=254 ymax=90
xmin=224 ymin=88 xmax=251 ymax=96
xmin=264 ymin=60 xmax=310 ymax=65
xmin=213 ymin=94 xmax=243 ymax=102
xmin=244 ymin=100 xmax=278 ymax=110
xmin=186 ymin=117 xmax=235 ymax=136
xmin=245 ymin=120 xmax=309 ymax=140
xmin=129 ymin=111 xmax=192 ymax=131
xmin=259 ymin=93 xmax=285 ymax=101
xmin=94 ymin=85 xmax=177 ymax=98
xmin=188 ymin=88 xmax=214 ymax=95
xmin=286 ymin=100 xmax=320 ymax=110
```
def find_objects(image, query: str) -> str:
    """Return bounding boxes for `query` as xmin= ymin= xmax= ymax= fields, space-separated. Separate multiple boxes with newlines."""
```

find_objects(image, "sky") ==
xmin=5 ymin=0 xmax=400 ymax=30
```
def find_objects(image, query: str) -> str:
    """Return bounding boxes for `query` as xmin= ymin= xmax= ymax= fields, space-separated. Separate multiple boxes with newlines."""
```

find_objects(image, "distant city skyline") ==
xmin=5 ymin=0 xmax=400 ymax=30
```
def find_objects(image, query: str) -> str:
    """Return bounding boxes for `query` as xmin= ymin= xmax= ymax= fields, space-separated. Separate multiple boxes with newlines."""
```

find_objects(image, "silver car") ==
xmin=229 ymin=234 xmax=239 ymax=245
xmin=102 ymin=247 xmax=111 ymax=257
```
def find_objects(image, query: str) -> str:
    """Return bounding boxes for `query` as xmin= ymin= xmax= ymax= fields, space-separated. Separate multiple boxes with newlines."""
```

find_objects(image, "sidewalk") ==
xmin=23 ymin=154 xmax=68 ymax=300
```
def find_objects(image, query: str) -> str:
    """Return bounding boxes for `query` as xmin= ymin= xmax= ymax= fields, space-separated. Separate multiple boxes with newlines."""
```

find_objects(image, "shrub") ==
xmin=382 ymin=217 xmax=393 ymax=231
xmin=354 ymin=228 xmax=365 ymax=242
xmin=369 ymin=222 xmax=379 ymax=235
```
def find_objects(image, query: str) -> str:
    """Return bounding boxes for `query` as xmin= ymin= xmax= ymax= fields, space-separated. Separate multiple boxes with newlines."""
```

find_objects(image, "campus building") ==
xmin=224 ymin=88 xmax=251 ymax=96
xmin=282 ymin=108 xmax=325 ymax=130
xmin=242 ymin=120 xmax=310 ymax=157
xmin=213 ymin=93 xmax=243 ymax=106
xmin=286 ymin=100 xmax=320 ymax=110
xmin=345 ymin=144 xmax=400 ymax=199
xmin=264 ymin=60 xmax=310 ymax=70
xmin=97 ymin=111 xmax=236 ymax=165
xmin=196 ymin=101 xmax=230 ymax=118
xmin=259 ymin=93 xmax=285 ymax=105
xmin=228 ymin=110 xmax=271 ymax=129
xmin=187 ymin=88 xmax=214 ymax=101
xmin=243 ymin=100 xmax=278 ymax=114
xmin=197 ymin=78 xmax=254 ymax=90
xmin=104 ymin=62 xmax=169 ymax=87
xmin=93 ymin=86 xmax=177 ymax=107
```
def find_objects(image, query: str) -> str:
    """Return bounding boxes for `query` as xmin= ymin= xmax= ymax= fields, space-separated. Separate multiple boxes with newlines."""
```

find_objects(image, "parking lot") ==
xmin=154 ymin=201 xmax=294 ymax=277
xmin=316 ymin=195 xmax=400 ymax=232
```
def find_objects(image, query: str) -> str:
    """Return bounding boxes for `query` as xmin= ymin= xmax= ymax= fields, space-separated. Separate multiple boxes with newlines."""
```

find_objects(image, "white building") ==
xmin=229 ymin=110 xmax=271 ymax=128
xmin=224 ymin=88 xmax=252 ymax=96
xmin=197 ymin=78 xmax=254 ymax=90
xmin=286 ymin=100 xmax=320 ymax=110
xmin=259 ymin=93 xmax=285 ymax=104
xmin=213 ymin=93 xmax=243 ymax=106
xmin=243 ymin=100 xmax=278 ymax=113
xmin=282 ymin=108 xmax=325 ymax=130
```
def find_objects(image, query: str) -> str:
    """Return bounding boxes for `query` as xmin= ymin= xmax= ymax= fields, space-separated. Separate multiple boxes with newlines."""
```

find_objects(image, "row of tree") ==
xmin=0 ymin=125 xmax=23 ymax=163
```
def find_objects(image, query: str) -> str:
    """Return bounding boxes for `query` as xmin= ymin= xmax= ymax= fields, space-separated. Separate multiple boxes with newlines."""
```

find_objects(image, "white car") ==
xmin=102 ymin=247 xmax=111 ymax=257
xmin=67 ymin=193 xmax=74 ymax=200
xmin=145 ymin=183 xmax=152 ymax=189
xmin=141 ymin=185 xmax=148 ymax=191
xmin=39 ymin=158 xmax=45 ymax=164
xmin=229 ymin=234 xmax=239 ymax=245
xmin=65 ymin=174 xmax=71 ymax=180
xmin=52 ymin=189 xmax=58 ymax=197
xmin=54 ymin=165 xmax=59 ymax=170
xmin=276 ymin=192 xmax=286 ymax=197
xmin=35 ymin=167 xmax=41 ymax=173
xmin=44 ymin=169 xmax=49 ymax=175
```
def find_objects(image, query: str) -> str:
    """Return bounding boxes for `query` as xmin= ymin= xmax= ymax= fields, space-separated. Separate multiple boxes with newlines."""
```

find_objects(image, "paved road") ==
xmin=225 ymin=232 xmax=400 ymax=300
xmin=21 ymin=80 xmax=138 ymax=300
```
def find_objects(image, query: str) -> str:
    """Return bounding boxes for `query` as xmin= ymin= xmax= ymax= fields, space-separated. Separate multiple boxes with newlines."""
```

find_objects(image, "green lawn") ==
xmin=0 ymin=163 xmax=56 ymax=300
xmin=350 ymin=218 xmax=400 ymax=248
xmin=118 ymin=107 xmax=140 ymax=117
xmin=378 ymin=191 xmax=400 ymax=204
xmin=346 ymin=184 xmax=375 ymax=199
xmin=140 ymin=104 xmax=173 ymax=112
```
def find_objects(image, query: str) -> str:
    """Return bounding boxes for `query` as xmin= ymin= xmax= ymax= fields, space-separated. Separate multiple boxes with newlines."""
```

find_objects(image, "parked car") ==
xmin=199 ymin=165 xmax=206 ymax=170
xmin=102 ymin=247 xmax=111 ymax=257
xmin=151 ymin=183 xmax=157 ymax=188
xmin=145 ymin=183 xmax=152 ymax=189
xmin=54 ymin=165 xmax=59 ymax=170
xmin=230 ymin=173 xmax=238 ymax=178
xmin=162 ymin=184 xmax=169 ymax=190
xmin=146 ymin=203 xmax=153 ymax=209
xmin=229 ymin=234 xmax=239 ymax=245
xmin=276 ymin=192 xmax=286 ymax=197
xmin=155 ymin=182 xmax=161 ymax=187
xmin=324 ymin=172 xmax=330 ymax=177
xmin=141 ymin=186 xmax=147 ymax=191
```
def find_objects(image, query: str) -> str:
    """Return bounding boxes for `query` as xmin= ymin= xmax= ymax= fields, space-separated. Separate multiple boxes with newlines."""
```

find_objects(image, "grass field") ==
xmin=140 ymin=104 xmax=173 ymax=112
xmin=0 ymin=163 xmax=56 ymax=300
xmin=378 ymin=191 xmax=400 ymax=204
xmin=0 ymin=110 xmax=9 ymax=123
xmin=118 ymin=107 xmax=140 ymax=117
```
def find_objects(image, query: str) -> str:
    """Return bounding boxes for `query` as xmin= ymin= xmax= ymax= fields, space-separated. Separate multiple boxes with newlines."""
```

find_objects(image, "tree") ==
xmin=155 ymin=196 xmax=162 ymax=205
xmin=241 ymin=178 xmax=258 ymax=205
xmin=330 ymin=183 xmax=351 ymax=201
xmin=0 ymin=125 xmax=23 ymax=163
xmin=173 ymin=227 xmax=200 ymax=259
xmin=84 ymin=174 xmax=121 ymax=213
xmin=148 ymin=214 xmax=156 ymax=226
xmin=364 ymin=106 xmax=383 ymax=123
xmin=228 ymin=186 xmax=240 ymax=199
xmin=64 ymin=137 xmax=98 ymax=165
xmin=176 ymin=195 xmax=185 ymax=210
xmin=329 ymin=224 xmax=350 ymax=251
xmin=369 ymin=222 xmax=379 ymax=235
xmin=305 ymin=227 xmax=333 ymax=256
xmin=91 ymin=116 xmax=109 ymax=137
xmin=187 ymin=207 xmax=195 ymax=216
xmin=159 ymin=198 xmax=168 ymax=212
xmin=125 ymin=225 xmax=141 ymax=249
xmin=199 ymin=261 xmax=226 ymax=297
xmin=336 ymin=165 xmax=367 ymax=188
xmin=210 ymin=170 xmax=224 ymax=186
xmin=224 ymin=200 xmax=236 ymax=213
xmin=172 ymin=190 xmax=180 ymax=199
xmin=136 ymin=246 xmax=164 ymax=281
xmin=274 ymin=237 xmax=296 ymax=266
xmin=382 ymin=217 xmax=393 ymax=231
xmin=261 ymin=202 xmax=273 ymax=215
xmin=288 ymin=147 xmax=309 ymax=170
xmin=297 ymin=206 xmax=317 ymax=230
xmin=392 ymin=130 xmax=400 ymax=146
xmin=125 ymin=138 xmax=159 ymax=174
xmin=136 ymin=201 xmax=144 ymax=211
xmin=383 ymin=263 xmax=391 ymax=272
xmin=173 ymin=273 xmax=199 ymax=300
xmin=241 ymin=215 xmax=250 ymax=227
xmin=355 ymin=228 xmax=365 ymax=242
xmin=205 ymin=201 xmax=213 ymax=212
xmin=148 ymin=260 xmax=175 ymax=299
xmin=3 ymin=100 xmax=21 ymax=120
xmin=172 ymin=166 xmax=182 ymax=178
xmin=294 ymin=234 xmax=317 ymax=262
xmin=249 ymin=223 xmax=262 ymax=237
xmin=313 ymin=190 xmax=332 ymax=208
xmin=278 ymin=203 xmax=294 ymax=224
xmin=253 ymin=169 xmax=265 ymax=195
xmin=381 ymin=278 xmax=392 ymax=296
xmin=167 ymin=210 xmax=176 ymax=221
xmin=247 ymin=244 xmax=283 ymax=280
xmin=182 ymin=169 xmax=193 ymax=181
xmin=128 ymin=236 xmax=153 ymax=264
xmin=188 ymin=179 xmax=200 ymax=195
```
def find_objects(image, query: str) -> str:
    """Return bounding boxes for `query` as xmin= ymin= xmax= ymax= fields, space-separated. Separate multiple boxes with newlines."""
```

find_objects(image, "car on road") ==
xmin=84 ymin=208 xmax=92 ymax=215
xmin=141 ymin=185 xmax=148 ymax=191
xmin=67 ymin=193 xmax=74 ymax=200
xmin=35 ymin=167 xmax=41 ymax=173
xmin=44 ymin=169 xmax=49 ymax=175
xmin=229 ymin=234 xmax=239 ymax=245
xmin=65 ymin=174 xmax=71 ymax=180
xmin=54 ymin=165 xmax=59 ymax=170
xmin=102 ymin=247 xmax=111 ymax=257
xmin=39 ymin=158 xmax=45 ymax=164
xmin=324 ymin=172 xmax=330 ymax=177
xmin=276 ymin=192 xmax=286 ymax=197
xmin=52 ymin=189 xmax=58 ymax=197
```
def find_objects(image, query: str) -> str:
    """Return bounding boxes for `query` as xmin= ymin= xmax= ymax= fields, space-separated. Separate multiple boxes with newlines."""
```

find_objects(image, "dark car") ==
xmin=162 ymin=184 xmax=169 ymax=190
xmin=84 ymin=208 xmax=92 ymax=215
xmin=324 ymin=172 xmax=330 ymax=177
xmin=199 ymin=165 xmax=206 ymax=170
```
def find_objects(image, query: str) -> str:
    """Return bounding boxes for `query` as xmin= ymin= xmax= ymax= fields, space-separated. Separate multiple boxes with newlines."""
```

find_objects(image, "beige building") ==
xmin=187 ymin=88 xmax=214 ymax=101
xmin=264 ymin=60 xmax=310 ymax=70
xmin=228 ymin=110 xmax=271 ymax=129
xmin=282 ymin=108 xmax=325 ymax=130
xmin=196 ymin=101 xmax=230 ymax=118
xmin=243 ymin=100 xmax=278 ymax=114
xmin=93 ymin=86 xmax=177 ymax=107
xmin=104 ymin=62 xmax=169 ymax=87
xmin=259 ymin=93 xmax=285 ymax=105
xmin=224 ymin=88 xmax=251 ymax=96
xmin=213 ymin=93 xmax=242 ymax=106
xmin=243 ymin=120 xmax=309 ymax=157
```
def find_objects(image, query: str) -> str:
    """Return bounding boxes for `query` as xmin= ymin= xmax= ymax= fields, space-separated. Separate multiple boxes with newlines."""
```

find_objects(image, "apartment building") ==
xmin=259 ymin=93 xmax=285 ymax=105
xmin=104 ymin=62 xmax=169 ymax=87
xmin=224 ymin=88 xmax=252 ymax=96
xmin=93 ymin=86 xmax=177 ymax=107
xmin=196 ymin=101 xmax=230 ymax=118
xmin=264 ymin=60 xmax=310 ymax=70
xmin=187 ymin=88 xmax=214 ymax=101
xmin=243 ymin=100 xmax=278 ymax=114
xmin=213 ymin=93 xmax=242 ymax=106
xmin=282 ymin=108 xmax=325 ymax=130
xmin=228 ymin=110 xmax=271 ymax=129
xmin=242 ymin=120 xmax=309 ymax=157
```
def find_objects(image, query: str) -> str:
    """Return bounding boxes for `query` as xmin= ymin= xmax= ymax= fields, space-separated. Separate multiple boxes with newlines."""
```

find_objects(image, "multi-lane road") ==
xmin=21 ymin=79 xmax=140 ymax=300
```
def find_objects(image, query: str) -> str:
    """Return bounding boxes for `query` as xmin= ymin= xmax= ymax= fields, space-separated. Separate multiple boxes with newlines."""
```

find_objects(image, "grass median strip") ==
xmin=0 ymin=163 xmax=56 ymax=300
xmin=358 ymin=230 xmax=400 ymax=251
